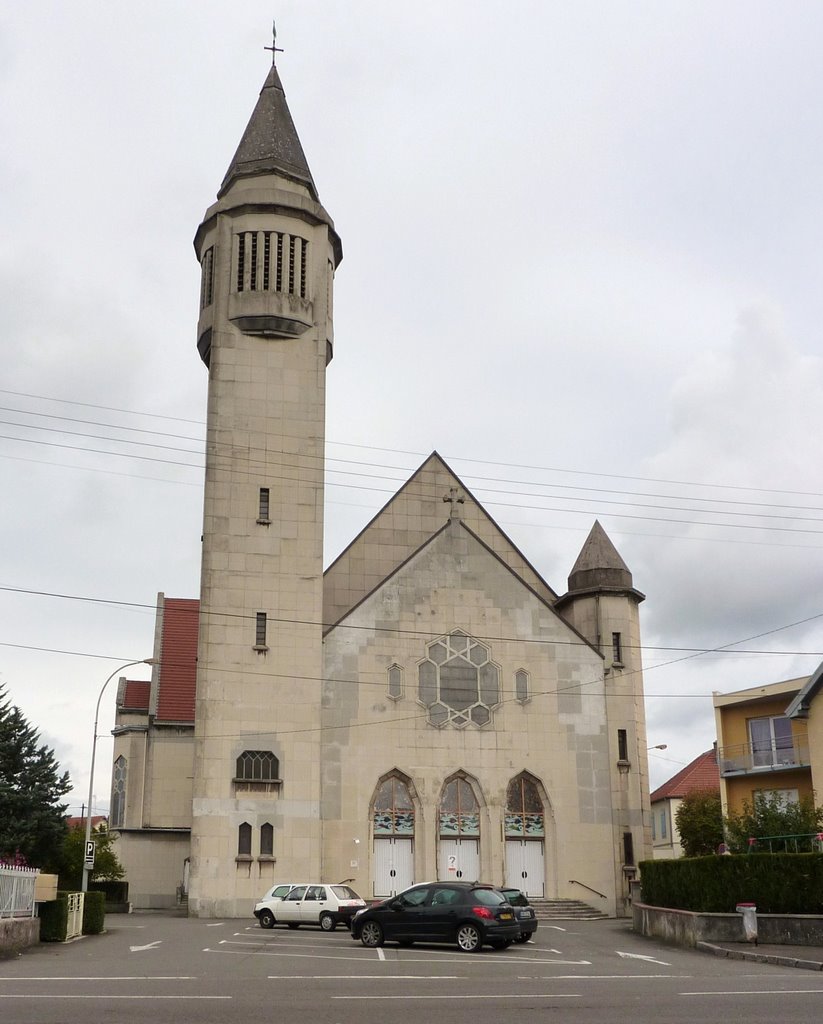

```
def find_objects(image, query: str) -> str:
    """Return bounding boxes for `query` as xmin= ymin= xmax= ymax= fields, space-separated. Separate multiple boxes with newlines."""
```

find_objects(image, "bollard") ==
xmin=736 ymin=902 xmax=757 ymax=945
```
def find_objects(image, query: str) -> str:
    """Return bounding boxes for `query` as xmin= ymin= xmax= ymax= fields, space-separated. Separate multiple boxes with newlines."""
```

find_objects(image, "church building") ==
xmin=110 ymin=51 xmax=652 ymax=919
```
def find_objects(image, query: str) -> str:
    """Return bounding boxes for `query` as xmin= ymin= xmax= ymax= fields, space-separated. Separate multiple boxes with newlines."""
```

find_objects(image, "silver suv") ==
xmin=254 ymin=883 xmax=366 ymax=931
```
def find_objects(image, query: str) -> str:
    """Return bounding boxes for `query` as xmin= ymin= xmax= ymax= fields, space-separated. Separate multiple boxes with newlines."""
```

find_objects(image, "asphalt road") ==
xmin=2 ymin=913 xmax=822 ymax=1024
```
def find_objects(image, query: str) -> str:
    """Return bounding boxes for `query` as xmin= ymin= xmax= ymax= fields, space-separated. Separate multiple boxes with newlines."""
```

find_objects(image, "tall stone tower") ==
xmin=555 ymin=521 xmax=651 ymax=904
xmin=188 ymin=54 xmax=342 ymax=917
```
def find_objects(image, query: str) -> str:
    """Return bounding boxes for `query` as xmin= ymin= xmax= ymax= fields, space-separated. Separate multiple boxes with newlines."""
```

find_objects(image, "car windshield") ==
xmin=331 ymin=885 xmax=361 ymax=899
xmin=471 ymin=888 xmax=507 ymax=906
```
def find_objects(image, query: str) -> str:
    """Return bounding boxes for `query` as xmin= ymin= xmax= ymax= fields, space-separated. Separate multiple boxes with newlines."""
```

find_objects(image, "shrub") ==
xmin=82 ymin=890 xmax=106 ymax=935
xmin=38 ymin=895 xmax=69 ymax=942
xmin=640 ymin=853 xmax=823 ymax=913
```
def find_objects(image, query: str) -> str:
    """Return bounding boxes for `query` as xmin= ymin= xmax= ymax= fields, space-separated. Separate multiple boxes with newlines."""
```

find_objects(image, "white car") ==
xmin=254 ymin=883 xmax=366 ymax=931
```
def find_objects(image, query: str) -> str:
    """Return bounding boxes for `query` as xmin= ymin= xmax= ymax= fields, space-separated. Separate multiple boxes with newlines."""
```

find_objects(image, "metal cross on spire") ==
xmin=264 ymin=19 xmax=284 ymax=65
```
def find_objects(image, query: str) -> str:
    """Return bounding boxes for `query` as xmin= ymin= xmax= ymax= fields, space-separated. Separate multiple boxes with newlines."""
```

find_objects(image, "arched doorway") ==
xmin=438 ymin=775 xmax=481 ymax=882
xmin=372 ymin=773 xmax=415 ymax=897
xmin=504 ymin=774 xmax=546 ymax=897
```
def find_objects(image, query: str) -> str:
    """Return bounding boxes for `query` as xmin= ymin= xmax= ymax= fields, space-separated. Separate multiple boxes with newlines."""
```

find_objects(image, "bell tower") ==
xmin=188 ymin=46 xmax=342 ymax=917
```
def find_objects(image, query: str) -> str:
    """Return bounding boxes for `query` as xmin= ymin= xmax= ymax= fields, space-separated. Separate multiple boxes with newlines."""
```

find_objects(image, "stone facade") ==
xmin=110 ymin=55 xmax=652 ymax=917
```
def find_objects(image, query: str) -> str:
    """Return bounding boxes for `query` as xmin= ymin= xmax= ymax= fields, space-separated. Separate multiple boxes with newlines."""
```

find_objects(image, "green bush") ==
xmin=82 ymin=890 xmax=106 ymax=934
xmin=90 ymin=880 xmax=128 ymax=905
xmin=640 ymin=853 xmax=823 ymax=913
xmin=38 ymin=895 xmax=69 ymax=942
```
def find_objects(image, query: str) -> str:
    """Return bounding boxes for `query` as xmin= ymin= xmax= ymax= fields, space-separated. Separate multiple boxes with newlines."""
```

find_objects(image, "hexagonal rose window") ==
xmin=418 ymin=630 xmax=500 ymax=728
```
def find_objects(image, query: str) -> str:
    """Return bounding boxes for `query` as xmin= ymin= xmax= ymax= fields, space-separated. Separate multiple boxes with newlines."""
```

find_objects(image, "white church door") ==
xmin=505 ymin=839 xmax=545 ymax=897
xmin=372 ymin=774 xmax=416 ymax=898
xmin=438 ymin=775 xmax=482 ymax=882
xmin=438 ymin=838 xmax=480 ymax=881
xmin=373 ymin=838 xmax=414 ymax=897
xmin=504 ymin=774 xmax=547 ymax=898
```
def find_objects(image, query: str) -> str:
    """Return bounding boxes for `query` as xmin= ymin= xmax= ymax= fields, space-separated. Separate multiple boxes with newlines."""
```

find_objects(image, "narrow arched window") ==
xmin=505 ymin=774 xmax=545 ymax=837
xmin=439 ymin=777 xmax=480 ymax=837
xmin=373 ymin=775 xmax=414 ymax=835
xmin=260 ymin=822 xmax=274 ymax=857
xmin=110 ymin=755 xmax=127 ymax=828
xmin=238 ymin=822 xmax=252 ymax=857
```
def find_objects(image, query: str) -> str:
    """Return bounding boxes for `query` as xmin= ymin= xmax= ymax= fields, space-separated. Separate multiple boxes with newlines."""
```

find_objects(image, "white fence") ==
xmin=0 ymin=863 xmax=38 ymax=918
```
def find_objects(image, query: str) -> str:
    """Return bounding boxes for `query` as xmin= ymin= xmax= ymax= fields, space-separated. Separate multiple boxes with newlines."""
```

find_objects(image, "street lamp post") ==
xmin=81 ymin=658 xmax=156 ymax=893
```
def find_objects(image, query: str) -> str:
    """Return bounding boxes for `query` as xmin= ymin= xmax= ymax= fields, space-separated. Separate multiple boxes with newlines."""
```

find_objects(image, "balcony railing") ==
xmin=718 ymin=740 xmax=810 ymax=776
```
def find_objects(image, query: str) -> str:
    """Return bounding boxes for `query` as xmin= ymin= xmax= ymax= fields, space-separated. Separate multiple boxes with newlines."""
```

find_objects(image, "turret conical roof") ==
xmin=219 ymin=63 xmax=318 ymax=200
xmin=567 ymin=520 xmax=634 ymax=593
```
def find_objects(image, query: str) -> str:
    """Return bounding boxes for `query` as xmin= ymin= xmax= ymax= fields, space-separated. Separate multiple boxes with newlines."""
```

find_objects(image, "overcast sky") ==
xmin=2 ymin=2 xmax=823 ymax=821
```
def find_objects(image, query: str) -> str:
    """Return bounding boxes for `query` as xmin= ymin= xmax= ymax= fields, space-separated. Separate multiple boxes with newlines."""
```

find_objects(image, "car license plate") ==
xmin=500 ymin=912 xmax=513 ymax=920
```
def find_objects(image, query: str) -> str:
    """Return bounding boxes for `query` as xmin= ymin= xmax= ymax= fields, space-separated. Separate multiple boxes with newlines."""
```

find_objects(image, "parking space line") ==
xmin=682 ymin=989 xmax=823 ymax=997
xmin=0 ymin=995 xmax=231 ymax=1001
xmin=332 ymin=993 xmax=581 ymax=1000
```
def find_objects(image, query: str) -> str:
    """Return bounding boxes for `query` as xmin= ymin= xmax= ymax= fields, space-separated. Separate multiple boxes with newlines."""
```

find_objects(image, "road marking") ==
xmin=545 ymin=925 xmax=567 ymax=931
xmin=206 ymin=922 xmax=225 ymax=927
xmin=0 ymin=995 xmax=231 ymax=1001
xmin=0 ymin=977 xmax=196 ymax=982
xmin=129 ymin=941 xmax=163 ymax=952
xmin=333 ymin=993 xmax=581 ymax=1000
xmin=377 ymin=947 xmax=386 ymax=961
xmin=617 ymin=951 xmax=671 ymax=966
xmin=682 ymin=989 xmax=823 ymax=997
xmin=518 ymin=974 xmax=687 ymax=980
xmin=268 ymin=975 xmax=463 ymax=980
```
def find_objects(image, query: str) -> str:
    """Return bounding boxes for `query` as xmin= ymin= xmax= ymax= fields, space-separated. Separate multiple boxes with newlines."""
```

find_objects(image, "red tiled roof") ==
xmin=155 ymin=598 xmax=199 ymax=723
xmin=121 ymin=679 xmax=150 ymax=711
xmin=66 ymin=816 xmax=107 ymax=831
xmin=650 ymin=749 xmax=719 ymax=803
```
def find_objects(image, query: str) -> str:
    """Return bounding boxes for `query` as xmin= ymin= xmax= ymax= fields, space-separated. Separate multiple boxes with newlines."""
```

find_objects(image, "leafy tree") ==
xmin=674 ymin=787 xmax=725 ymax=857
xmin=724 ymin=792 xmax=823 ymax=853
xmin=0 ymin=685 xmax=72 ymax=869
xmin=58 ymin=825 xmax=125 ymax=890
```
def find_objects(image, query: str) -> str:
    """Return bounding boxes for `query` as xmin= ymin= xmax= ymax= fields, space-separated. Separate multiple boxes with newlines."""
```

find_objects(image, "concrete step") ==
xmin=528 ymin=898 xmax=609 ymax=921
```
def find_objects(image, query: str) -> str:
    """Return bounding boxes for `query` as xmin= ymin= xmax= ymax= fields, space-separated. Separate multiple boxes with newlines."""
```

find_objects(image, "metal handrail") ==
xmin=568 ymin=878 xmax=608 ymax=899
xmin=746 ymin=832 xmax=823 ymax=854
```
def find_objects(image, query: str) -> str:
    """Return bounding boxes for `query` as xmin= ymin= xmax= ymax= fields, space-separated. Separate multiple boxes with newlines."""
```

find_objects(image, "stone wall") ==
xmin=633 ymin=901 xmax=823 ymax=946
xmin=0 ymin=917 xmax=40 ymax=957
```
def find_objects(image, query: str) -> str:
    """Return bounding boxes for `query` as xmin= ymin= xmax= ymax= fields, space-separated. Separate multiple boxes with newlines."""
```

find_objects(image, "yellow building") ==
xmin=713 ymin=676 xmax=816 ymax=819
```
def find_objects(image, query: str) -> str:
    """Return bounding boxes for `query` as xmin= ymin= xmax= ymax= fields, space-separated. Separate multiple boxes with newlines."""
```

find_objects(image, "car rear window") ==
xmin=501 ymin=889 xmax=528 ymax=906
xmin=331 ymin=885 xmax=360 ymax=900
xmin=471 ymin=887 xmax=507 ymax=906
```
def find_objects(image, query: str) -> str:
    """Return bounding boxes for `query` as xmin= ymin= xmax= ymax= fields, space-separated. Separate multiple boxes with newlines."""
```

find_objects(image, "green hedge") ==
xmin=38 ymin=891 xmax=106 ymax=941
xmin=83 ymin=890 xmax=106 ymax=934
xmin=38 ymin=895 xmax=69 ymax=942
xmin=90 ymin=880 xmax=128 ymax=905
xmin=640 ymin=853 xmax=823 ymax=913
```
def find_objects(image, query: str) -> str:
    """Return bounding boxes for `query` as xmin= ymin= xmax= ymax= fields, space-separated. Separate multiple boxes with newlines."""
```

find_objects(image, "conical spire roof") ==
xmin=567 ymin=520 xmax=634 ymax=593
xmin=219 ymin=63 xmax=318 ymax=200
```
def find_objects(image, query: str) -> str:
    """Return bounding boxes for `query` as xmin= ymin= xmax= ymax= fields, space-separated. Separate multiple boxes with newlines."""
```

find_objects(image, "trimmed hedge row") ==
xmin=38 ymin=891 xmax=106 ymax=942
xmin=640 ymin=853 xmax=823 ymax=914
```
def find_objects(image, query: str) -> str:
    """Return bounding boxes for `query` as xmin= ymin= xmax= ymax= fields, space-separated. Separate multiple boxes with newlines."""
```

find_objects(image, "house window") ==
xmin=612 ymin=632 xmax=623 ymax=665
xmin=236 ymin=750 xmax=280 ymax=782
xmin=260 ymin=822 xmax=274 ymax=857
xmin=110 ymin=755 xmax=127 ymax=828
xmin=258 ymin=488 xmax=271 ymax=523
xmin=749 ymin=715 xmax=794 ymax=767
xmin=617 ymin=729 xmax=628 ymax=762
xmin=515 ymin=669 xmax=529 ymax=703
xmin=660 ymin=810 xmax=667 ymax=839
xmin=387 ymin=664 xmax=403 ymax=700
xmin=238 ymin=822 xmax=252 ymax=857
xmin=755 ymin=788 xmax=799 ymax=807
xmin=255 ymin=612 xmax=268 ymax=650
xmin=651 ymin=814 xmax=656 ymax=841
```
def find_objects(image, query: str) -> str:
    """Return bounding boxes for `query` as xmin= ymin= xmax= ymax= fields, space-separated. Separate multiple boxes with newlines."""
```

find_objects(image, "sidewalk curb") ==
xmin=696 ymin=941 xmax=823 ymax=971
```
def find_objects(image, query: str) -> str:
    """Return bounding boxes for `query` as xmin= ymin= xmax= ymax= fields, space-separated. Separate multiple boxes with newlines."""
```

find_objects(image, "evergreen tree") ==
xmin=0 ymin=686 xmax=72 ymax=869
xmin=674 ymin=787 xmax=725 ymax=857
xmin=58 ymin=825 xmax=125 ymax=890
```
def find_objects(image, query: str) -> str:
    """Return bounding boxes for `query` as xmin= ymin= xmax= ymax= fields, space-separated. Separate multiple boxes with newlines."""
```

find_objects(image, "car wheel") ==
xmin=456 ymin=923 xmax=482 ymax=952
xmin=259 ymin=909 xmax=275 ymax=929
xmin=514 ymin=933 xmax=530 ymax=944
xmin=320 ymin=912 xmax=337 ymax=932
xmin=360 ymin=921 xmax=384 ymax=948
xmin=286 ymin=923 xmax=300 ymax=930
xmin=491 ymin=939 xmax=513 ymax=950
